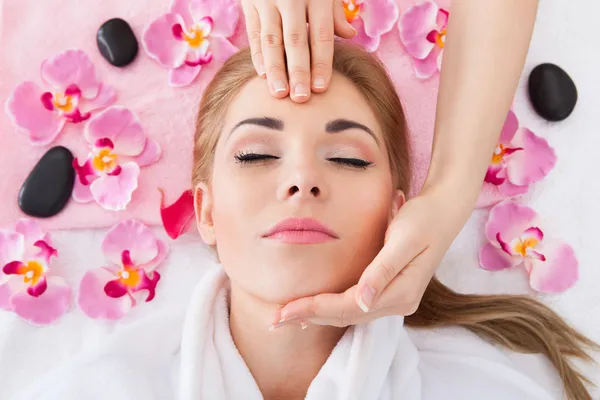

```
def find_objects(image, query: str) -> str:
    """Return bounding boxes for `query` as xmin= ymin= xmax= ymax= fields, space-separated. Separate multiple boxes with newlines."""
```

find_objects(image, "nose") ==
xmin=287 ymin=185 xmax=321 ymax=197
xmin=277 ymin=160 xmax=326 ymax=202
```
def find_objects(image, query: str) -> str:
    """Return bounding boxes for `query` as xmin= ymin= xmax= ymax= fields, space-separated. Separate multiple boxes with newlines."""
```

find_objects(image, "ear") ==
xmin=194 ymin=183 xmax=216 ymax=245
xmin=391 ymin=190 xmax=406 ymax=218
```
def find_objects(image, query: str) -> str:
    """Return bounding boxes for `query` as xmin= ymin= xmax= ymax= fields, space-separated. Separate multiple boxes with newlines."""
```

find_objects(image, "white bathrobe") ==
xmin=11 ymin=267 xmax=562 ymax=400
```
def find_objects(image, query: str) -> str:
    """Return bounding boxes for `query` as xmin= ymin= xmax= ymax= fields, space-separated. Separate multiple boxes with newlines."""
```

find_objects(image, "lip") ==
xmin=262 ymin=218 xmax=339 ymax=244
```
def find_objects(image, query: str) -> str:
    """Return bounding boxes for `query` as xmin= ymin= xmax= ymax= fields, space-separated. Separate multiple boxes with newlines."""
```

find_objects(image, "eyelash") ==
xmin=233 ymin=152 xmax=373 ymax=169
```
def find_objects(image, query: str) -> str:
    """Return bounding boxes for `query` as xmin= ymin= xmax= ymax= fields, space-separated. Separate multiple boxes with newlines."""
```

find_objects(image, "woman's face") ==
xmin=196 ymin=72 xmax=404 ymax=305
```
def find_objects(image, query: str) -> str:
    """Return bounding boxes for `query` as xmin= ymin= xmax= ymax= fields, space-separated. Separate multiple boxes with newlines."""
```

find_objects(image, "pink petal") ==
xmin=398 ymin=1 xmax=437 ymax=59
xmin=437 ymin=8 xmax=449 ymax=29
xmin=168 ymin=63 xmax=202 ymax=87
xmin=27 ymin=276 xmax=48 ymax=297
xmin=189 ymin=0 xmax=240 ymax=37
xmin=496 ymin=233 xmax=514 ymax=256
xmin=484 ymin=164 xmax=506 ymax=185
xmin=33 ymin=240 xmax=58 ymax=265
xmin=529 ymin=241 xmax=578 ymax=293
xmin=14 ymin=219 xmax=45 ymax=247
xmin=132 ymin=138 xmax=162 ymax=167
xmin=143 ymin=13 xmax=189 ymax=68
xmin=102 ymin=219 xmax=160 ymax=267
xmin=159 ymin=189 xmax=195 ymax=239
xmin=358 ymin=0 xmax=398 ymax=39
xmin=85 ymin=83 xmax=116 ymax=112
xmin=78 ymin=268 xmax=132 ymax=320
xmin=412 ymin=47 xmax=441 ymax=79
xmin=104 ymin=277 xmax=129 ymax=298
xmin=485 ymin=201 xmax=538 ymax=244
xmin=11 ymin=276 xmax=71 ymax=325
xmin=138 ymin=239 xmax=169 ymax=272
xmin=350 ymin=18 xmax=380 ymax=52
xmin=5 ymin=81 xmax=65 ymax=146
xmin=130 ymin=270 xmax=161 ymax=302
xmin=90 ymin=162 xmax=140 ymax=211
xmin=196 ymin=16 xmax=214 ymax=37
xmin=497 ymin=179 xmax=530 ymax=197
xmin=210 ymin=36 xmax=238 ymax=61
xmin=0 ymin=230 xmax=25 ymax=267
xmin=506 ymin=128 xmax=557 ymax=187
xmin=479 ymin=242 xmax=519 ymax=271
xmin=40 ymin=50 xmax=100 ymax=99
xmin=499 ymin=110 xmax=519 ymax=144
xmin=523 ymin=227 xmax=544 ymax=242
xmin=3 ymin=261 xmax=25 ymax=275
xmin=73 ymin=156 xmax=99 ymax=186
xmin=72 ymin=177 xmax=95 ymax=203
xmin=170 ymin=0 xmax=194 ymax=26
xmin=85 ymin=107 xmax=146 ymax=156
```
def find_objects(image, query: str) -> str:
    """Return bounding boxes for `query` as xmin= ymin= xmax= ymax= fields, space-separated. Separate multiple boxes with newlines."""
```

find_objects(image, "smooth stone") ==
xmin=528 ymin=63 xmax=577 ymax=121
xmin=97 ymin=18 xmax=138 ymax=67
xmin=18 ymin=146 xmax=75 ymax=218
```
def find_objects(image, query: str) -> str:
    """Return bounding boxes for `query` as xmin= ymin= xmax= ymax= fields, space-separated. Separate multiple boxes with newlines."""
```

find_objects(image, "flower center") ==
xmin=92 ymin=148 xmax=118 ymax=173
xmin=184 ymin=21 xmax=212 ymax=48
xmin=514 ymin=237 xmax=539 ymax=257
xmin=21 ymin=260 xmax=44 ymax=285
xmin=118 ymin=268 xmax=141 ymax=288
xmin=491 ymin=144 xmax=506 ymax=164
xmin=436 ymin=29 xmax=447 ymax=48
xmin=52 ymin=93 xmax=74 ymax=112
xmin=343 ymin=0 xmax=361 ymax=22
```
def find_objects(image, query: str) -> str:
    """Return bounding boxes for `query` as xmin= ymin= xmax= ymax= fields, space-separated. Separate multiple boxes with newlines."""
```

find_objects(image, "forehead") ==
xmin=222 ymin=73 xmax=382 ymax=135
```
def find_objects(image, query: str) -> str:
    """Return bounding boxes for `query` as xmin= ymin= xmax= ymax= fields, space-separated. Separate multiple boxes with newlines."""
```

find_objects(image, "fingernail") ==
xmin=278 ymin=314 xmax=299 ymax=324
xmin=257 ymin=65 xmax=266 ymax=77
xmin=349 ymin=25 xmax=357 ymax=37
xmin=313 ymin=77 xmax=326 ymax=89
xmin=273 ymin=80 xmax=287 ymax=93
xmin=357 ymin=284 xmax=375 ymax=313
xmin=300 ymin=320 xmax=308 ymax=330
xmin=294 ymin=83 xmax=309 ymax=97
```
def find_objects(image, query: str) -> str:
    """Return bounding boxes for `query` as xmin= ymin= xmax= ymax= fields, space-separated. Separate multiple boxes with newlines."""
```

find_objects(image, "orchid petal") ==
xmin=102 ymin=219 xmax=160 ymax=267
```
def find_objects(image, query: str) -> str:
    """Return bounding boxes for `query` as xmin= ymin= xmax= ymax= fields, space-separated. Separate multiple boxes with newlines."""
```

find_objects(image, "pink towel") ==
xmin=0 ymin=0 xmax=444 ymax=231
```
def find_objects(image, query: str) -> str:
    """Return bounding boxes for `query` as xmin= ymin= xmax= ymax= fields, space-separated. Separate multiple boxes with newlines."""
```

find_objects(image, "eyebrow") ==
xmin=229 ymin=117 xmax=284 ymax=135
xmin=325 ymin=119 xmax=379 ymax=146
xmin=228 ymin=117 xmax=379 ymax=145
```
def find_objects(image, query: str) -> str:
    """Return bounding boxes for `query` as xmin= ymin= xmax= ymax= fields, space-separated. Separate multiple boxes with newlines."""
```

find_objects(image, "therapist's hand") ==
xmin=241 ymin=0 xmax=356 ymax=102
xmin=272 ymin=183 xmax=473 ymax=328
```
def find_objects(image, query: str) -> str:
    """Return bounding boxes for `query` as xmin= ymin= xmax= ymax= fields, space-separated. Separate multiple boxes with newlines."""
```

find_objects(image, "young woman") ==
xmin=187 ymin=43 xmax=596 ymax=399
xmin=13 ymin=43 xmax=596 ymax=400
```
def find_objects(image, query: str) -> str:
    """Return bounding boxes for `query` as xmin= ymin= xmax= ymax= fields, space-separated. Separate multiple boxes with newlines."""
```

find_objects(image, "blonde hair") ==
xmin=192 ymin=43 xmax=598 ymax=400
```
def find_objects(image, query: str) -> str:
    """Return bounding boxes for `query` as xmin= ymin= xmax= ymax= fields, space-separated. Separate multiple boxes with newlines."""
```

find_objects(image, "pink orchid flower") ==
xmin=5 ymin=50 xmax=116 ymax=146
xmin=398 ymin=1 xmax=449 ymax=79
xmin=479 ymin=200 xmax=578 ymax=293
xmin=78 ymin=219 xmax=168 ymax=320
xmin=477 ymin=110 xmax=556 ymax=207
xmin=342 ymin=0 xmax=399 ymax=52
xmin=72 ymin=106 xmax=161 ymax=211
xmin=142 ymin=0 xmax=239 ymax=87
xmin=0 ymin=219 xmax=70 ymax=325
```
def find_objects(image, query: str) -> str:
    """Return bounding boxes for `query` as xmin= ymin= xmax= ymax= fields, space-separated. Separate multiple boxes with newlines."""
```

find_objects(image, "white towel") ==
xmin=10 ymin=266 xmax=563 ymax=400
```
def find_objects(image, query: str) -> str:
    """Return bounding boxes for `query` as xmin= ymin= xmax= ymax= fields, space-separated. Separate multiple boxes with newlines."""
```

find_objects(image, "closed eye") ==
xmin=328 ymin=157 xmax=373 ymax=169
xmin=234 ymin=152 xmax=279 ymax=164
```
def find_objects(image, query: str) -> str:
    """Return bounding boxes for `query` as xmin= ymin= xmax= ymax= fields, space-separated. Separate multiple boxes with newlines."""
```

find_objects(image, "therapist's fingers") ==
xmin=279 ymin=0 xmax=311 ymax=102
xmin=258 ymin=4 xmax=289 ymax=97
xmin=272 ymin=285 xmax=390 ymax=328
xmin=242 ymin=3 xmax=266 ymax=77
xmin=307 ymin=0 xmax=334 ymax=92
xmin=354 ymin=229 xmax=426 ymax=313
